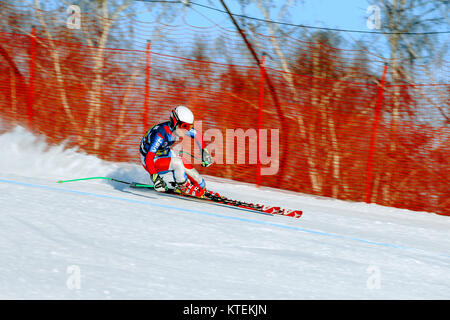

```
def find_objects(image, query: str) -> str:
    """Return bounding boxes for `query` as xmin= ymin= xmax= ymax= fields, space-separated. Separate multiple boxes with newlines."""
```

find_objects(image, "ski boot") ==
xmin=175 ymin=180 xmax=206 ymax=198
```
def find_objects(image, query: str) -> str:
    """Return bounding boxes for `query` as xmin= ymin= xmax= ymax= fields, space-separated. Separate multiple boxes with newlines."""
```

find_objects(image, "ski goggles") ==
xmin=179 ymin=122 xmax=193 ymax=130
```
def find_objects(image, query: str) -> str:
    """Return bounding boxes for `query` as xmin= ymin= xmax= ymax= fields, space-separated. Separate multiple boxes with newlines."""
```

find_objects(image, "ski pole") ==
xmin=178 ymin=150 xmax=209 ymax=166
xmin=56 ymin=176 xmax=154 ymax=189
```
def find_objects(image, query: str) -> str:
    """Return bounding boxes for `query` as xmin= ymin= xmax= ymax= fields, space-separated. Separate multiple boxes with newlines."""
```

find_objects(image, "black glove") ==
xmin=201 ymin=148 xmax=212 ymax=167
xmin=151 ymin=173 xmax=167 ymax=192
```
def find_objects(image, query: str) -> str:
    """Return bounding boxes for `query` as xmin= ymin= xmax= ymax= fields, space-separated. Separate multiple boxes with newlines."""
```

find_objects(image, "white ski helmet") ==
xmin=170 ymin=105 xmax=194 ymax=130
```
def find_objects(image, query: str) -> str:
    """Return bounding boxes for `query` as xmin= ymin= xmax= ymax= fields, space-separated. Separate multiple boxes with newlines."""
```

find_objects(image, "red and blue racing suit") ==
xmin=139 ymin=121 xmax=206 ymax=188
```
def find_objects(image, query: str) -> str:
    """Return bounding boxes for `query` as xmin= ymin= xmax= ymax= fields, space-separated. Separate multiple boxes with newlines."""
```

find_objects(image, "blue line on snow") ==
xmin=0 ymin=177 xmax=448 ymax=259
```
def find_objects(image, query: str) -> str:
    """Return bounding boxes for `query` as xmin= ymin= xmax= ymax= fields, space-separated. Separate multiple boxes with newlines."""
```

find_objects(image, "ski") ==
xmin=200 ymin=190 xmax=302 ymax=218
xmin=142 ymin=188 xmax=273 ymax=216
xmin=132 ymin=185 xmax=301 ymax=218
xmin=57 ymin=177 xmax=302 ymax=218
xmin=129 ymin=182 xmax=301 ymax=218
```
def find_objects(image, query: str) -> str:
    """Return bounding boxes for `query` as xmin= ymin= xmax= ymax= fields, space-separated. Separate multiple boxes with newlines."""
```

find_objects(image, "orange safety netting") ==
xmin=0 ymin=4 xmax=448 ymax=216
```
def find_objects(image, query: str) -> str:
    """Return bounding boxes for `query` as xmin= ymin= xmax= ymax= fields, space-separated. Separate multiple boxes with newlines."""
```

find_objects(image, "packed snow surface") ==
xmin=0 ymin=126 xmax=449 ymax=299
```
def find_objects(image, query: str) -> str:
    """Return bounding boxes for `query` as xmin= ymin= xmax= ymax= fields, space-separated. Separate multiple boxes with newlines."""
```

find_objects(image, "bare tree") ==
xmin=241 ymin=0 xmax=359 ymax=197
xmin=371 ymin=0 xmax=448 ymax=204
xmin=21 ymin=0 xmax=177 ymax=152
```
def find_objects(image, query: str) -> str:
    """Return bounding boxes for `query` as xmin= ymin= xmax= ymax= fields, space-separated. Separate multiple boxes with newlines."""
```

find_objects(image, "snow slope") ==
xmin=0 ymin=126 xmax=449 ymax=299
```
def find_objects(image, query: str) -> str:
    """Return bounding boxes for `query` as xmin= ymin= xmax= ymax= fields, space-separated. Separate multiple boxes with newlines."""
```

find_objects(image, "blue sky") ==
xmin=133 ymin=0 xmax=375 ymax=40
xmin=181 ymin=0 xmax=372 ymax=31
xmin=131 ymin=0 xmax=394 ymax=61
xmin=131 ymin=0 xmax=389 ymax=57
xmin=133 ymin=0 xmax=448 ymax=80
xmin=23 ymin=0 xmax=448 ymax=79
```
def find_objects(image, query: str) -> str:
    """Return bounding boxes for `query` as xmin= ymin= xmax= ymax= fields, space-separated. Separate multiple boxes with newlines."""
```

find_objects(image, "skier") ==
xmin=139 ymin=105 xmax=212 ymax=197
